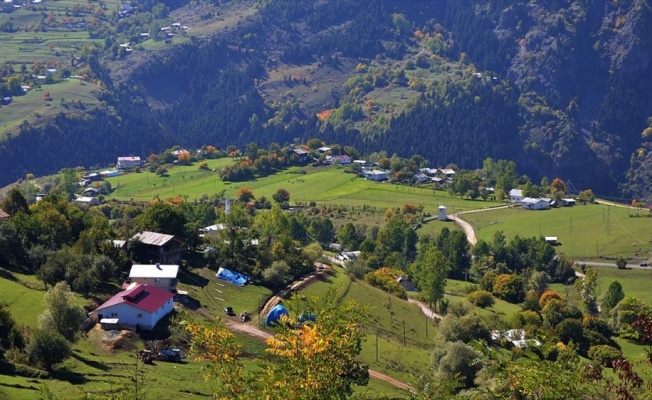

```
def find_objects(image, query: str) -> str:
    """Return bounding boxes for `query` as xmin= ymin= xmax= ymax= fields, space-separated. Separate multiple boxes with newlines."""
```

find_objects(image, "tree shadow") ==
xmin=71 ymin=352 xmax=110 ymax=371
xmin=50 ymin=367 xmax=87 ymax=384
xmin=177 ymin=268 xmax=209 ymax=287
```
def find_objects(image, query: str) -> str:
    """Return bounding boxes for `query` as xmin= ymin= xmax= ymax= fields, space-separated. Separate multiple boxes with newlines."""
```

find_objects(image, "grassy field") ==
xmin=298 ymin=266 xmax=436 ymax=383
xmin=0 ymin=78 xmax=103 ymax=137
xmin=463 ymin=203 xmax=652 ymax=261
xmin=106 ymin=160 xmax=503 ymax=215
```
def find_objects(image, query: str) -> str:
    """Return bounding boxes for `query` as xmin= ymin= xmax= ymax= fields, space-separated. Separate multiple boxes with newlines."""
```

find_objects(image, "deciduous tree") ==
xmin=39 ymin=282 xmax=85 ymax=342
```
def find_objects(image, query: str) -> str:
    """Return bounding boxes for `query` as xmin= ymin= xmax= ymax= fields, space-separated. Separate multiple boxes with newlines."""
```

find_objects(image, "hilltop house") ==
xmin=288 ymin=148 xmax=309 ymax=163
xmin=94 ymin=283 xmax=174 ymax=330
xmin=326 ymin=155 xmax=351 ymax=165
xmin=116 ymin=156 xmax=143 ymax=169
xmin=131 ymin=231 xmax=184 ymax=264
xmin=364 ymin=170 xmax=388 ymax=181
xmin=128 ymin=264 xmax=179 ymax=291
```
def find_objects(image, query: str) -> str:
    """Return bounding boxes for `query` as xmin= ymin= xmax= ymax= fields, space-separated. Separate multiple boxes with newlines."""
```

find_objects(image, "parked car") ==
xmin=224 ymin=306 xmax=235 ymax=316
xmin=640 ymin=262 xmax=649 ymax=267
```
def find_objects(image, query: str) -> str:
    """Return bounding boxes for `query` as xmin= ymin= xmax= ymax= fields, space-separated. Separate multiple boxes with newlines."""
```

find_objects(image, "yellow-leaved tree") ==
xmin=186 ymin=287 xmax=369 ymax=400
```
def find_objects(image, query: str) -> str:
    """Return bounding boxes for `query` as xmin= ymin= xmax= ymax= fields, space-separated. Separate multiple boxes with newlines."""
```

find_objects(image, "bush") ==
xmin=539 ymin=289 xmax=563 ymax=308
xmin=467 ymin=290 xmax=495 ymax=308
xmin=588 ymin=345 xmax=622 ymax=367
xmin=437 ymin=314 xmax=490 ymax=343
xmin=27 ymin=330 xmax=71 ymax=370
xmin=492 ymin=274 xmax=525 ymax=303
xmin=432 ymin=341 xmax=483 ymax=388
xmin=364 ymin=268 xmax=407 ymax=299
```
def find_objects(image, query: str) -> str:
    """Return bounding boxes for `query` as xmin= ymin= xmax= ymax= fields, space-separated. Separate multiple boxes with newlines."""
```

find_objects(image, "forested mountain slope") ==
xmin=1 ymin=0 xmax=651 ymax=198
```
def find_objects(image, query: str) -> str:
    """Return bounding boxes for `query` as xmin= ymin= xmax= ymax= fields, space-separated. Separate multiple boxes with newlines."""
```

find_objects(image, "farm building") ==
xmin=520 ymin=197 xmax=550 ymax=210
xmin=509 ymin=189 xmax=523 ymax=203
xmin=288 ymin=148 xmax=309 ymax=163
xmin=128 ymin=263 xmax=179 ymax=291
xmin=94 ymin=283 xmax=174 ymax=330
xmin=560 ymin=198 xmax=576 ymax=206
xmin=131 ymin=231 xmax=184 ymax=264
xmin=74 ymin=196 xmax=99 ymax=206
xmin=100 ymin=169 xmax=120 ymax=177
xmin=364 ymin=170 xmax=388 ymax=181
xmin=116 ymin=156 xmax=143 ymax=169
xmin=199 ymin=223 xmax=227 ymax=237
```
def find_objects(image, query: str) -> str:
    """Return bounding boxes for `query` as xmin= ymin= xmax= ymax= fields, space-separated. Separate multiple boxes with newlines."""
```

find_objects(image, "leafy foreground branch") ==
xmin=186 ymin=288 xmax=369 ymax=400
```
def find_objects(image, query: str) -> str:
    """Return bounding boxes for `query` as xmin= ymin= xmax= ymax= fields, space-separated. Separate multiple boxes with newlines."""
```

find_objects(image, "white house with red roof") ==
xmin=94 ymin=283 xmax=174 ymax=330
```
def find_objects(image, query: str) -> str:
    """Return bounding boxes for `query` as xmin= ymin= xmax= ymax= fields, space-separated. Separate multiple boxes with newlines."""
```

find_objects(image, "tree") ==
xmin=467 ymin=290 xmax=495 ymax=308
xmin=432 ymin=341 xmax=483 ymax=388
xmin=616 ymin=257 xmax=628 ymax=270
xmin=578 ymin=189 xmax=595 ymax=204
xmin=236 ymin=187 xmax=255 ymax=203
xmin=337 ymin=223 xmax=362 ymax=251
xmin=0 ymin=301 xmax=23 ymax=354
xmin=263 ymin=261 xmax=290 ymax=288
xmin=575 ymin=268 xmax=599 ymax=315
xmin=409 ymin=242 xmax=449 ymax=311
xmin=272 ymin=188 xmax=290 ymax=205
xmin=437 ymin=314 xmax=490 ymax=343
xmin=492 ymin=274 xmax=525 ymax=303
xmin=139 ymin=201 xmax=187 ymax=238
xmin=0 ymin=186 xmax=30 ymax=216
xmin=550 ymin=177 xmax=567 ymax=194
xmin=39 ymin=282 xmax=86 ymax=342
xmin=601 ymin=281 xmax=625 ymax=314
xmin=186 ymin=288 xmax=369 ymax=399
xmin=27 ymin=329 xmax=72 ymax=370
xmin=59 ymin=168 xmax=79 ymax=201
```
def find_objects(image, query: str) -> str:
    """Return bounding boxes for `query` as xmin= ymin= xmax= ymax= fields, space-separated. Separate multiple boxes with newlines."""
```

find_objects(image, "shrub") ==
xmin=588 ymin=345 xmax=622 ymax=367
xmin=492 ymin=274 xmax=525 ymax=303
xmin=467 ymin=290 xmax=495 ymax=308
xmin=364 ymin=269 xmax=407 ymax=299
xmin=539 ymin=289 xmax=563 ymax=308
xmin=437 ymin=314 xmax=490 ymax=343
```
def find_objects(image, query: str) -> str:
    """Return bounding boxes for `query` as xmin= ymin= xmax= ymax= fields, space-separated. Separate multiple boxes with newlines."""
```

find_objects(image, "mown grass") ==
xmin=0 ymin=79 xmax=102 ymax=137
xmin=107 ymin=161 xmax=503 ymax=218
xmin=297 ymin=268 xmax=436 ymax=385
xmin=464 ymin=203 xmax=652 ymax=261
xmin=550 ymin=266 xmax=652 ymax=305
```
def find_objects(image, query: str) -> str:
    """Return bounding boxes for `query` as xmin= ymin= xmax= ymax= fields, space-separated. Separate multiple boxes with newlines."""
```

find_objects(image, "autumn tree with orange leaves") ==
xmin=186 ymin=287 xmax=369 ymax=399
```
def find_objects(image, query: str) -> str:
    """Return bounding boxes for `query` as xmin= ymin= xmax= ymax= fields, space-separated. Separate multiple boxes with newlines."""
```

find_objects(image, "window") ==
xmin=154 ymin=278 xmax=161 ymax=284
xmin=110 ymin=312 xmax=118 ymax=317
xmin=137 ymin=313 xmax=143 ymax=318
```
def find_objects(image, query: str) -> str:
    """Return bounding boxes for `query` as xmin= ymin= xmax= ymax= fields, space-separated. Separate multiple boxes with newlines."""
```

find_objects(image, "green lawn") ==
xmin=0 ymin=79 xmax=103 ymax=137
xmin=464 ymin=203 xmax=652 ymax=261
xmin=551 ymin=266 xmax=652 ymax=305
xmin=0 ymin=273 xmax=47 ymax=328
xmin=107 ymin=161 xmax=504 ymax=217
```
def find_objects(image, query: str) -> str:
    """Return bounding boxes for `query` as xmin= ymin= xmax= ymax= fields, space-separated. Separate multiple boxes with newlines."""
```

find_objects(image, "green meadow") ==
xmin=106 ymin=160 xmax=503 ymax=216
xmin=462 ymin=203 xmax=652 ymax=261
xmin=298 ymin=267 xmax=436 ymax=385
xmin=0 ymin=78 xmax=103 ymax=136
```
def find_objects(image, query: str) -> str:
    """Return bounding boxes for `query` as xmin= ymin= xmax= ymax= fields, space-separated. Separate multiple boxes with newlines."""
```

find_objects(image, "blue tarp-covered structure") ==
xmin=266 ymin=304 xmax=289 ymax=326
xmin=216 ymin=267 xmax=249 ymax=286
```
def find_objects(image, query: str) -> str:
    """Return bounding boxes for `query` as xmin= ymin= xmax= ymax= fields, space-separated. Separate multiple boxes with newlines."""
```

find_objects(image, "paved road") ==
xmin=574 ymin=260 xmax=651 ymax=270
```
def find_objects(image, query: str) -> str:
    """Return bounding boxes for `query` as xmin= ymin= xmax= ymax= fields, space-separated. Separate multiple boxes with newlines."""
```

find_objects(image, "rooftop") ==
xmin=96 ymin=284 xmax=174 ymax=313
xmin=129 ymin=264 xmax=179 ymax=279
xmin=132 ymin=231 xmax=177 ymax=246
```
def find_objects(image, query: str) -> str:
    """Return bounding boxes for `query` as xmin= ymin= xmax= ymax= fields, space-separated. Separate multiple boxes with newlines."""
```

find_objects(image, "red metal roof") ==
xmin=96 ymin=284 xmax=174 ymax=313
xmin=0 ymin=209 xmax=9 ymax=218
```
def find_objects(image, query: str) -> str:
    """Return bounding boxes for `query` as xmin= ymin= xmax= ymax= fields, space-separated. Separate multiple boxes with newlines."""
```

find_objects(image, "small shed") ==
xmin=438 ymin=206 xmax=447 ymax=221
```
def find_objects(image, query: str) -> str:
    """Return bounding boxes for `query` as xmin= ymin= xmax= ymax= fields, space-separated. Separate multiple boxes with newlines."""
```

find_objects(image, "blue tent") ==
xmin=216 ymin=267 xmax=249 ymax=286
xmin=298 ymin=313 xmax=317 ymax=323
xmin=266 ymin=304 xmax=289 ymax=326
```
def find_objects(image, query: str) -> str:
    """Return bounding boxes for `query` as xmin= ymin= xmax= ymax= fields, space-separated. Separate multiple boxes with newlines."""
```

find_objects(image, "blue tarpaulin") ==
xmin=216 ymin=267 xmax=249 ymax=286
xmin=266 ymin=304 xmax=289 ymax=326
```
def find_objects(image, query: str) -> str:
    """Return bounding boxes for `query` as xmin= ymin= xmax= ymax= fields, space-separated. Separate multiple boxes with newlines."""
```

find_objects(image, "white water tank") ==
xmin=438 ymin=205 xmax=447 ymax=221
